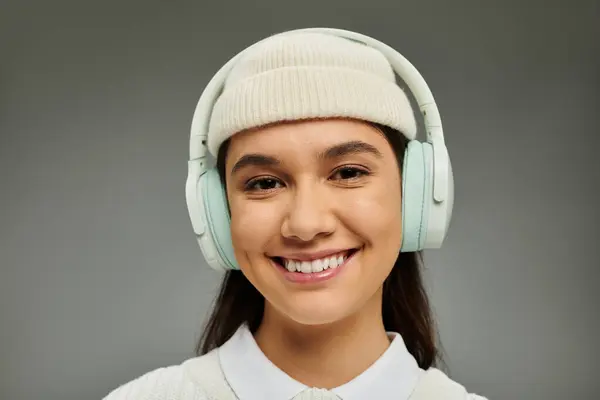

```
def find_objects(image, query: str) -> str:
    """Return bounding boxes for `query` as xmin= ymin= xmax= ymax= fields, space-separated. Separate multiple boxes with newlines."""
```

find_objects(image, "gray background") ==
xmin=1 ymin=0 xmax=598 ymax=399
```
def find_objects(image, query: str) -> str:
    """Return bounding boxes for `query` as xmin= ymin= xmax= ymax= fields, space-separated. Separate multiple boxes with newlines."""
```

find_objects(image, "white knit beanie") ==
xmin=207 ymin=32 xmax=417 ymax=156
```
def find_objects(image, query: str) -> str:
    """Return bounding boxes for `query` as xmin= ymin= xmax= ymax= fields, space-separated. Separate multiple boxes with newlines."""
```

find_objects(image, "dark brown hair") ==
xmin=195 ymin=122 xmax=441 ymax=369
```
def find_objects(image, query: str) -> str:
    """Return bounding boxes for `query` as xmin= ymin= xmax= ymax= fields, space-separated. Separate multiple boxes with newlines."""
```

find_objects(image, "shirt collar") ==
xmin=218 ymin=324 xmax=421 ymax=400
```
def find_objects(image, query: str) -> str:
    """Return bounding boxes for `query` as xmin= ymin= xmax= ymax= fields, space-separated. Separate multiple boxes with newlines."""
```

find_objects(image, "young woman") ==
xmin=104 ymin=28 xmax=488 ymax=399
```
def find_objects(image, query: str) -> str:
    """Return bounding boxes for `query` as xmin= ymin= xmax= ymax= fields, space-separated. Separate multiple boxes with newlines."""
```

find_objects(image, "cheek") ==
xmin=228 ymin=196 xmax=280 ymax=256
xmin=341 ymin=180 xmax=403 ymax=245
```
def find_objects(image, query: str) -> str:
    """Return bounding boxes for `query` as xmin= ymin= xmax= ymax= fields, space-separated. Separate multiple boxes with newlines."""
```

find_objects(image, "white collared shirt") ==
xmin=218 ymin=324 xmax=422 ymax=400
xmin=104 ymin=323 xmax=488 ymax=400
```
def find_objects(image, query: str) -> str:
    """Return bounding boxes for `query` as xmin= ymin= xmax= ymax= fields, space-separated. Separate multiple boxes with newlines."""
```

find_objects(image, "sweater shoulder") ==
xmin=410 ymin=368 xmax=489 ymax=400
xmin=103 ymin=359 xmax=211 ymax=400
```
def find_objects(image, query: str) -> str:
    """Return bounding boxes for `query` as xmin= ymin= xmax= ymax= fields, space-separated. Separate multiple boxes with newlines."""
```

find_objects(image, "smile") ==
xmin=270 ymin=248 xmax=360 ymax=284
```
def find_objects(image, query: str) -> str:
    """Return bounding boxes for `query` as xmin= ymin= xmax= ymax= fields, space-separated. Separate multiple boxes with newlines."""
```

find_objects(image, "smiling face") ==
xmin=224 ymin=118 xmax=403 ymax=326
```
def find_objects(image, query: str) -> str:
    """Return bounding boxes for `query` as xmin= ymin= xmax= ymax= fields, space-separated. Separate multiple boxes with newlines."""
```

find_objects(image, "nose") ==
xmin=280 ymin=183 xmax=336 ymax=242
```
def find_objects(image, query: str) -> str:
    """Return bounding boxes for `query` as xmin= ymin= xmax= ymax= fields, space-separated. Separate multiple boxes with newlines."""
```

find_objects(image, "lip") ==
xmin=271 ymin=248 xmax=360 ymax=284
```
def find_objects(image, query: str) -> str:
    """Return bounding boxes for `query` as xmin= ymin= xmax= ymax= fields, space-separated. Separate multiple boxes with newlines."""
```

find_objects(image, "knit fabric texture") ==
xmin=292 ymin=388 xmax=343 ymax=400
xmin=206 ymin=32 xmax=417 ymax=157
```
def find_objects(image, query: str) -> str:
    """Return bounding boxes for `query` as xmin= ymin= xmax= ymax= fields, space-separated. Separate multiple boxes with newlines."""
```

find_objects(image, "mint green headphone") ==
xmin=185 ymin=28 xmax=454 ymax=272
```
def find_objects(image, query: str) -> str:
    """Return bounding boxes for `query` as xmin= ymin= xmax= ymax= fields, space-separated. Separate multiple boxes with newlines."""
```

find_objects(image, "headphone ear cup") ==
xmin=400 ymin=140 xmax=433 ymax=252
xmin=200 ymin=168 xmax=240 ymax=270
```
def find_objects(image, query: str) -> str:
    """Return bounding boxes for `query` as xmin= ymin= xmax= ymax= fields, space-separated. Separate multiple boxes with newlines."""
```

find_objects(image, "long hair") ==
xmin=195 ymin=123 xmax=441 ymax=369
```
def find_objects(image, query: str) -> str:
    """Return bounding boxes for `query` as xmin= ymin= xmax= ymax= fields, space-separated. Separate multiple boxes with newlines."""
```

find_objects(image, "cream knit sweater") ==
xmin=104 ymin=349 xmax=487 ymax=400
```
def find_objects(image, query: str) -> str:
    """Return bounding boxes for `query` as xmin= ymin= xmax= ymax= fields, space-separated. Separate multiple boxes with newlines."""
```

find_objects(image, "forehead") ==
xmin=226 ymin=118 xmax=390 ymax=158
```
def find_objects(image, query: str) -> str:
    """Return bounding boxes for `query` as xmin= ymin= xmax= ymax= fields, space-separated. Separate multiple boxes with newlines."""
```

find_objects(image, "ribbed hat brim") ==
xmin=207 ymin=66 xmax=417 ymax=156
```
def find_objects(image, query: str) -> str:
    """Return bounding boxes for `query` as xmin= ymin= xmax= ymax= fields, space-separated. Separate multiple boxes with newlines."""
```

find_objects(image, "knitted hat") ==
xmin=206 ymin=32 xmax=417 ymax=156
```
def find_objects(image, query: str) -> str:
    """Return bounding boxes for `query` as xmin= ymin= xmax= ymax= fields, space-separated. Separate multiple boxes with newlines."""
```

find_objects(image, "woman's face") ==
xmin=225 ymin=119 xmax=403 ymax=326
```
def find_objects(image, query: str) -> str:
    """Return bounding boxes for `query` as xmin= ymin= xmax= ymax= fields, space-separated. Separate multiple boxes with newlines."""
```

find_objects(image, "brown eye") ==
xmin=244 ymin=177 xmax=283 ymax=192
xmin=330 ymin=166 xmax=369 ymax=181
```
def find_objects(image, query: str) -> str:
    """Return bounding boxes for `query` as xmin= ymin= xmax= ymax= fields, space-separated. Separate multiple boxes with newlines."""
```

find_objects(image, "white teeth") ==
xmin=283 ymin=252 xmax=349 ymax=273
xmin=329 ymin=256 xmax=338 ymax=268
xmin=300 ymin=261 xmax=312 ymax=273
xmin=311 ymin=259 xmax=324 ymax=273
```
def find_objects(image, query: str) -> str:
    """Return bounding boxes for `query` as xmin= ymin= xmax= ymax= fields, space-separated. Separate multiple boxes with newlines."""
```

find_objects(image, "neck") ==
xmin=253 ymin=290 xmax=391 ymax=389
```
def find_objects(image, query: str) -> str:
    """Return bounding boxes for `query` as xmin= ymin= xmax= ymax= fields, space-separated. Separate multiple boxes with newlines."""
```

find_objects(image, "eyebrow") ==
xmin=231 ymin=154 xmax=280 ymax=175
xmin=230 ymin=140 xmax=383 ymax=175
xmin=319 ymin=140 xmax=383 ymax=161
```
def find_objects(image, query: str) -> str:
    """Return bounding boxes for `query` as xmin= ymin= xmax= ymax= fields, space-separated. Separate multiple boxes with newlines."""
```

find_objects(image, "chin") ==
xmin=276 ymin=295 xmax=356 ymax=326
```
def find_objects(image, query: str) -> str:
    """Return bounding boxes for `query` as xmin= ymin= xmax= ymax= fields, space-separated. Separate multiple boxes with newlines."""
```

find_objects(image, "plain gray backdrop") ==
xmin=1 ymin=0 xmax=599 ymax=399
